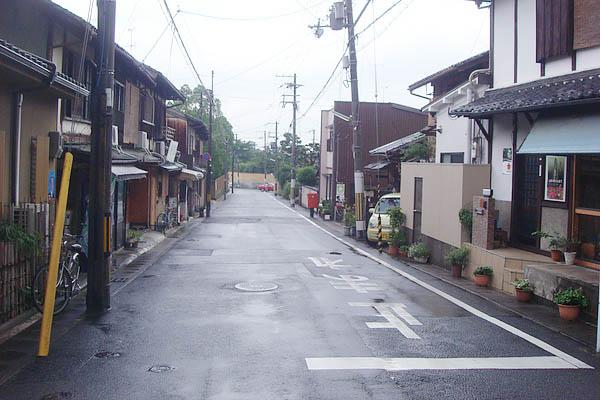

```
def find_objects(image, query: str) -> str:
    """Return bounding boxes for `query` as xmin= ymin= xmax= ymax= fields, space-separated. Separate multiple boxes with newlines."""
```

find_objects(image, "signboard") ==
xmin=502 ymin=147 xmax=512 ymax=175
xmin=336 ymin=183 xmax=345 ymax=203
xmin=544 ymin=155 xmax=566 ymax=202
xmin=47 ymin=169 xmax=56 ymax=198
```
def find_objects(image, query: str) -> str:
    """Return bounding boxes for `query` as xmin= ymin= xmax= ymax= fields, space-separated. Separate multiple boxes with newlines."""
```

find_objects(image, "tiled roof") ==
xmin=408 ymin=51 xmax=489 ymax=91
xmin=64 ymin=143 xmax=140 ymax=164
xmin=0 ymin=38 xmax=88 ymax=96
xmin=451 ymin=69 xmax=600 ymax=117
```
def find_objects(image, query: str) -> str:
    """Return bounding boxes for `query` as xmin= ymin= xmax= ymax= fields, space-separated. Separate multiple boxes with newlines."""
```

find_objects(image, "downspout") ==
xmin=11 ymin=93 xmax=24 ymax=204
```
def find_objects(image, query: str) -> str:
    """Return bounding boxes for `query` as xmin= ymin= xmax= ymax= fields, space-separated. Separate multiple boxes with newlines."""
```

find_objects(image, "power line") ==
xmin=177 ymin=0 xmax=329 ymax=21
xmin=142 ymin=15 xmax=177 ymax=62
xmin=355 ymin=0 xmax=406 ymax=38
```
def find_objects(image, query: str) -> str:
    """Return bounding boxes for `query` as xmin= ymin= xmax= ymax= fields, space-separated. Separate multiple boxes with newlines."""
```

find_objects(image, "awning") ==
xmin=180 ymin=168 xmax=204 ymax=181
xmin=364 ymin=160 xmax=392 ymax=170
xmin=369 ymin=132 xmax=426 ymax=156
xmin=160 ymin=161 xmax=184 ymax=173
xmin=111 ymin=165 xmax=147 ymax=181
xmin=517 ymin=113 xmax=600 ymax=154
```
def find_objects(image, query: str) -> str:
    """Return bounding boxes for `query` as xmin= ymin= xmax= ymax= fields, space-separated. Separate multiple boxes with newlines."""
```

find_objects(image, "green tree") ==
xmin=296 ymin=166 xmax=317 ymax=186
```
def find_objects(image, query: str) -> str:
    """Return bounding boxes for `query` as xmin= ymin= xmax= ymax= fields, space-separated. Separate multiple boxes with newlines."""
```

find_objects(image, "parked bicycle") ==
xmin=156 ymin=207 xmax=178 ymax=233
xmin=31 ymin=233 xmax=84 ymax=315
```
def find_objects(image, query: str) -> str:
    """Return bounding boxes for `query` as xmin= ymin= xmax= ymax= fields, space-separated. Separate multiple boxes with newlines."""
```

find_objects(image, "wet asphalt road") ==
xmin=0 ymin=189 xmax=599 ymax=399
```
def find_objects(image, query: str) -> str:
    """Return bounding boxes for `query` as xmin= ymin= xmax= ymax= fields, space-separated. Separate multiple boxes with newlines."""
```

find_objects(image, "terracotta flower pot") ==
xmin=387 ymin=246 xmax=399 ymax=256
xmin=550 ymin=249 xmax=562 ymax=262
xmin=398 ymin=251 xmax=408 ymax=258
xmin=451 ymin=264 xmax=462 ymax=278
xmin=474 ymin=274 xmax=490 ymax=287
xmin=515 ymin=289 xmax=531 ymax=302
xmin=558 ymin=304 xmax=580 ymax=321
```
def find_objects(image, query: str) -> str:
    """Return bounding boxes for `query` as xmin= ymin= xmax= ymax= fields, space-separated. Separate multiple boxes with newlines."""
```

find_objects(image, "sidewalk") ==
xmin=309 ymin=213 xmax=598 ymax=351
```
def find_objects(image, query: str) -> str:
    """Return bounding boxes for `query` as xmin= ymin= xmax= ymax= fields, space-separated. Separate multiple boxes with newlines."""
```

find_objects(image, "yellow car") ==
xmin=367 ymin=193 xmax=401 ymax=243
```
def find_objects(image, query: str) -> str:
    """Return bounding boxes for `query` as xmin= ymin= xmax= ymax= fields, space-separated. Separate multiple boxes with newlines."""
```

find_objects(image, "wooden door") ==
xmin=513 ymin=155 xmax=543 ymax=249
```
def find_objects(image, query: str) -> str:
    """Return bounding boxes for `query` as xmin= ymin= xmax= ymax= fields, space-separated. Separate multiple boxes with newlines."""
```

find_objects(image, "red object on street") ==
xmin=307 ymin=193 xmax=319 ymax=209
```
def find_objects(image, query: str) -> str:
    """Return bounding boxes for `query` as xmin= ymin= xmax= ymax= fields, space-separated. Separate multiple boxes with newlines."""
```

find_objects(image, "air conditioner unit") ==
xmin=166 ymin=140 xmax=178 ymax=162
xmin=112 ymin=125 xmax=119 ymax=146
xmin=136 ymin=131 xmax=148 ymax=149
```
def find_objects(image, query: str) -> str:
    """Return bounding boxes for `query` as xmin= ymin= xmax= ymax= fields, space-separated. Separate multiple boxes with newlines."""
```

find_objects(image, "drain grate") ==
xmin=329 ymin=251 xmax=342 ymax=255
xmin=234 ymin=281 xmax=278 ymax=292
xmin=148 ymin=364 xmax=175 ymax=373
xmin=94 ymin=351 xmax=121 ymax=359
xmin=111 ymin=277 xmax=128 ymax=283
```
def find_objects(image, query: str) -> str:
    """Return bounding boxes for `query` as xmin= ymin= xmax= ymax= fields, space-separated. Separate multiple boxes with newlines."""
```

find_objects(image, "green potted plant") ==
xmin=532 ymin=231 xmax=564 ymax=262
xmin=553 ymin=288 xmax=589 ymax=321
xmin=388 ymin=230 xmax=405 ymax=257
xmin=511 ymin=278 xmax=534 ymax=302
xmin=458 ymin=208 xmax=473 ymax=242
xmin=409 ymin=242 xmax=430 ymax=263
xmin=398 ymin=244 xmax=410 ymax=258
xmin=473 ymin=266 xmax=493 ymax=287
xmin=126 ymin=229 xmax=143 ymax=249
xmin=445 ymin=246 xmax=470 ymax=278
xmin=561 ymin=238 xmax=581 ymax=265
xmin=343 ymin=207 xmax=355 ymax=236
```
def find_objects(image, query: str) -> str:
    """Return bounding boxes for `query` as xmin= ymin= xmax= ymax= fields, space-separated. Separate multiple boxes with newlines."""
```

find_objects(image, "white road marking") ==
xmin=308 ymin=257 xmax=350 ymax=270
xmin=270 ymin=196 xmax=594 ymax=370
xmin=350 ymin=302 xmax=422 ymax=339
xmin=305 ymin=356 xmax=579 ymax=371
xmin=322 ymin=274 xmax=382 ymax=294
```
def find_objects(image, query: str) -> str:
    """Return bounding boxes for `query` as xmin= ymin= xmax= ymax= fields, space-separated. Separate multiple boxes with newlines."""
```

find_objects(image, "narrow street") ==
xmin=0 ymin=189 xmax=599 ymax=399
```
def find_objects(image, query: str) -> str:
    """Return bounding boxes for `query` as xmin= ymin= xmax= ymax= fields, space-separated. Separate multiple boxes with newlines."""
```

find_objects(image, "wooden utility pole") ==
xmin=274 ymin=121 xmax=278 ymax=196
xmin=291 ymin=73 xmax=298 ymax=207
xmin=87 ymin=0 xmax=116 ymax=313
xmin=231 ymin=134 xmax=235 ymax=194
xmin=205 ymin=70 xmax=213 ymax=217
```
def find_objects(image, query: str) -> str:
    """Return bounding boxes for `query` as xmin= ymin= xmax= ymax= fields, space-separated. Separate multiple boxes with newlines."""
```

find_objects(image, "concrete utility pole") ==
xmin=87 ymin=0 xmax=116 ymax=313
xmin=264 ymin=130 xmax=267 ymax=182
xmin=223 ymin=136 xmax=227 ymax=201
xmin=310 ymin=0 xmax=365 ymax=239
xmin=278 ymin=74 xmax=300 ymax=207
xmin=205 ymin=70 xmax=214 ymax=217
xmin=274 ymin=121 xmax=278 ymax=196
xmin=231 ymin=134 xmax=235 ymax=194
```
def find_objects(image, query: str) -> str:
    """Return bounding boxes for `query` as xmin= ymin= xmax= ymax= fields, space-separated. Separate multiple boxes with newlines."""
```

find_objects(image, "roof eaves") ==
xmin=408 ymin=51 xmax=489 ymax=91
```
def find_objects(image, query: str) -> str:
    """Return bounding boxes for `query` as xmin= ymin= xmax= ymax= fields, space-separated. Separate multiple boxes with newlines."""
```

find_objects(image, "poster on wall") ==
xmin=502 ymin=148 xmax=512 ymax=175
xmin=336 ymin=183 xmax=345 ymax=203
xmin=544 ymin=155 xmax=567 ymax=202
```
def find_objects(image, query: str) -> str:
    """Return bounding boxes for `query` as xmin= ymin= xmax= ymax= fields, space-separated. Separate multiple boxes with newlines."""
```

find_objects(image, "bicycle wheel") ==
xmin=157 ymin=213 xmax=168 ymax=232
xmin=31 ymin=266 xmax=72 ymax=315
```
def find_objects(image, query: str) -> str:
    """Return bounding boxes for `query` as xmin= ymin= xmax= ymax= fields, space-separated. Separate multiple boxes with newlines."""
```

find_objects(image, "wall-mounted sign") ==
xmin=336 ymin=183 xmax=345 ymax=203
xmin=544 ymin=155 xmax=566 ymax=202
xmin=502 ymin=147 xmax=512 ymax=175
xmin=47 ymin=169 xmax=56 ymax=198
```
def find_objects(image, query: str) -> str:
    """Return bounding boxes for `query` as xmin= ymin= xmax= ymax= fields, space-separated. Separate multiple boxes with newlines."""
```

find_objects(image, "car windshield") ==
xmin=376 ymin=198 xmax=400 ymax=214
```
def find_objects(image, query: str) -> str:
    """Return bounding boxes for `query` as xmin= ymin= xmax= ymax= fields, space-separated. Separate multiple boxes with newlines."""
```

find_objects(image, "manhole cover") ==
xmin=41 ymin=392 xmax=72 ymax=400
xmin=94 ymin=351 xmax=121 ymax=358
xmin=234 ymin=281 xmax=278 ymax=292
xmin=148 ymin=365 xmax=175 ymax=373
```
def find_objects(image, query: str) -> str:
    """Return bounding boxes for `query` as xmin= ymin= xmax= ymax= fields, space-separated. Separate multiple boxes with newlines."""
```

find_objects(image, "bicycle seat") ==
xmin=70 ymin=243 xmax=83 ymax=253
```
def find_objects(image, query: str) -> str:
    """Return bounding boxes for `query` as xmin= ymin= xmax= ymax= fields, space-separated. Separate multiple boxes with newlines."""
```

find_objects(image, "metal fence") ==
xmin=0 ymin=202 xmax=53 ymax=325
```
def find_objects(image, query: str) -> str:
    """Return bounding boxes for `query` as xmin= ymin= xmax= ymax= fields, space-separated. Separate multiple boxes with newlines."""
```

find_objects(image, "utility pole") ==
xmin=311 ymin=128 xmax=316 ymax=166
xmin=231 ymin=134 xmax=235 ymax=194
xmin=205 ymin=70 xmax=213 ymax=217
xmin=274 ymin=121 xmax=278 ymax=196
xmin=310 ymin=0 xmax=365 ymax=239
xmin=279 ymin=74 xmax=300 ymax=207
xmin=223 ymin=136 xmax=227 ymax=201
xmin=87 ymin=0 xmax=116 ymax=313
xmin=264 ymin=130 xmax=267 ymax=182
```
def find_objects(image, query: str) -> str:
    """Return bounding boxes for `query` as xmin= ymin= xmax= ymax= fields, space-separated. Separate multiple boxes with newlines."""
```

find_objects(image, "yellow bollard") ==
xmin=38 ymin=152 xmax=73 ymax=357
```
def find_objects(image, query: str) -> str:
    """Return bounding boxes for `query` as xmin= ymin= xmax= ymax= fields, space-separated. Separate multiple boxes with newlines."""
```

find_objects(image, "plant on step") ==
xmin=127 ymin=229 xmax=143 ymax=241
xmin=343 ymin=206 xmax=356 ymax=227
xmin=398 ymin=244 xmax=410 ymax=253
xmin=511 ymin=279 xmax=533 ymax=293
xmin=473 ymin=266 xmax=493 ymax=277
xmin=458 ymin=208 xmax=473 ymax=237
xmin=531 ymin=231 xmax=565 ymax=251
xmin=408 ymin=242 xmax=430 ymax=259
xmin=390 ymin=230 xmax=406 ymax=248
xmin=388 ymin=207 xmax=406 ymax=230
xmin=553 ymin=288 xmax=589 ymax=307
xmin=445 ymin=246 xmax=470 ymax=269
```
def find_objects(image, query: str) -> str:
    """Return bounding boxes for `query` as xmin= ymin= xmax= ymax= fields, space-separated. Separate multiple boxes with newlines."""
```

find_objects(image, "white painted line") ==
xmin=271 ymin=196 xmax=594 ymax=369
xmin=308 ymin=257 xmax=350 ymax=270
xmin=323 ymin=274 xmax=383 ymax=294
xmin=350 ymin=302 xmax=422 ymax=339
xmin=305 ymin=356 xmax=579 ymax=371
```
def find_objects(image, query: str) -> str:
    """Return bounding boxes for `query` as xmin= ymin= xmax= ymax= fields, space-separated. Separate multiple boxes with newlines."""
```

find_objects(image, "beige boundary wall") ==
xmin=230 ymin=172 xmax=276 ymax=189
xmin=400 ymin=163 xmax=491 ymax=249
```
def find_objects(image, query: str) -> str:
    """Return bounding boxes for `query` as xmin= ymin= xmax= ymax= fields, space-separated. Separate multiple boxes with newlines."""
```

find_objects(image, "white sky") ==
xmin=54 ymin=0 xmax=489 ymax=145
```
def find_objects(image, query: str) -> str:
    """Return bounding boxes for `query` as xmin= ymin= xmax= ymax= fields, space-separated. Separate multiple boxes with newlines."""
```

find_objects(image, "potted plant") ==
xmin=409 ymin=242 xmax=430 ymax=263
xmin=445 ymin=246 xmax=470 ymax=278
xmin=398 ymin=244 xmax=410 ymax=258
xmin=126 ymin=229 xmax=143 ymax=249
xmin=473 ymin=266 xmax=493 ymax=287
xmin=532 ymin=231 xmax=564 ymax=262
xmin=561 ymin=238 xmax=580 ymax=265
xmin=388 ymin=230 xmax=405 ymax=257
xmin=343 ymin=207 xmax=355 ymax=237
xmin=458 ymin=208 xmax=473 ymax=242
xmin=553 ymin=288 xmax=589 ymax=321
xmin=511 ymin=278 xmax=534 ymax=302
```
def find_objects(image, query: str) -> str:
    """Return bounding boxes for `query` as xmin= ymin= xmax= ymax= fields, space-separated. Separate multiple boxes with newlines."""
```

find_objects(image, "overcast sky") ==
xmin=54 ymin=0 xmax=489 ymax=145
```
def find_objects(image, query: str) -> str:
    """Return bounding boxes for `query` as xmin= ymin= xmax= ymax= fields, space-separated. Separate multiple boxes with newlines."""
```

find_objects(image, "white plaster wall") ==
xmin=516 ymin=0 xmax=540 ymax=84
xmin=576 ymin=46 xmax=600 ymax=71
xmin=435 ymin=106 xmax=470 ymax=162
xmin=493 ymin=0 xmax=515 ymax=88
